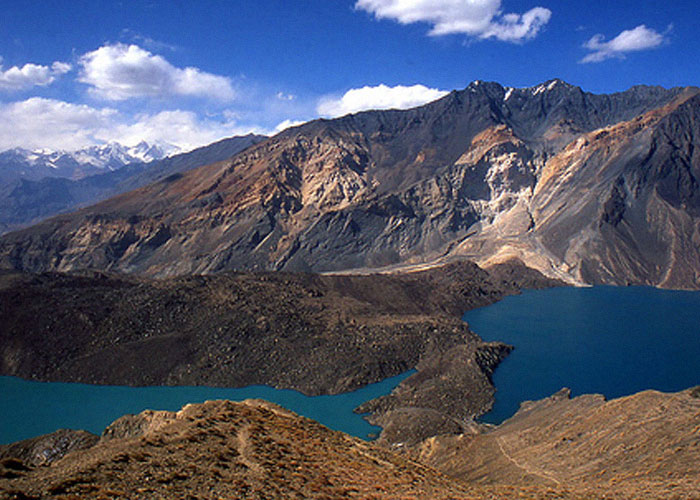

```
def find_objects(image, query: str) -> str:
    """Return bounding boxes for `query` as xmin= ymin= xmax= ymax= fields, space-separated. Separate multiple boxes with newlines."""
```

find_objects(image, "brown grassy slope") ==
xmin=1 ymin=400 xmax=480 ymax=500
xmin=413 ymin=387 xmax=700 ymax=500
xmin=6 ymin=391 xmax=693 ymax=500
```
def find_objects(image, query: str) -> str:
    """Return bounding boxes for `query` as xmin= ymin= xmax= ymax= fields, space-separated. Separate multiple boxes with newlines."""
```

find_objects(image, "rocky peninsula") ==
xmin=1 ymin=259 xmax=558 ymax=444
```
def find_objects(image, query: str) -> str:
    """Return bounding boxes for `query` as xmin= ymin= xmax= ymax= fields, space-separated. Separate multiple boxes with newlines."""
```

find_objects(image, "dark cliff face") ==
xmin=525 ymin=92 xmax=700 ymax=288
xmin=1 ymin=81 xmax=699 ymax=287
xmin=641 ymin=94 xmax=700 ymax=214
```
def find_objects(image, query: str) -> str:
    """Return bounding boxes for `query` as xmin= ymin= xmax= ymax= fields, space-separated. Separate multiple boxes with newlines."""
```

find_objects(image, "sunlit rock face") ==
xmin=2 ymin=81 xmax=700 ymax=288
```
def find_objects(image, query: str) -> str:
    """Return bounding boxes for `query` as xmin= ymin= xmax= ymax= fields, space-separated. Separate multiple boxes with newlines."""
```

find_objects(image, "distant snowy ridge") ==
xmin=68 ymin=141 xmax=180 ymax=169
xmin=0 ymin=141 xmax=180 ymax=182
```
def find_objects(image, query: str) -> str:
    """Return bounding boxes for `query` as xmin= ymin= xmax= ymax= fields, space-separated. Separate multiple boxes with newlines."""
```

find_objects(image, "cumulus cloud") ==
xmin=0 ymin=58 xmax=72 ymax=91
xmin=581 ymin=25 xmax=667 ymax=63
xmin=317 ymin=83 xmax=448 ymax=117
xmin=0 ymin=98 xmax=259 ymax=151
xmin=355 ymin=0 xmax=551 ymax=42
xmin=111 ymin=110 xmax=260 ymax=151
xmin=78 ymin=43 xmax=235 ymax=101
xmin=0 ymin=98 xmax=117 ymax=150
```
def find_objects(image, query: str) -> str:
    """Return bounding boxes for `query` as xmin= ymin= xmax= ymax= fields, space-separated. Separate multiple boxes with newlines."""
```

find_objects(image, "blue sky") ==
xmin=0 ymin=0 xmax=696 ymax=151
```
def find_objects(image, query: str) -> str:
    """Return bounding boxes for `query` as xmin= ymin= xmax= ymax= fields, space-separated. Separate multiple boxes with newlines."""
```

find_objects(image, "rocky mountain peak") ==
xmin=1 ymin=82 xmax=699 ymax=286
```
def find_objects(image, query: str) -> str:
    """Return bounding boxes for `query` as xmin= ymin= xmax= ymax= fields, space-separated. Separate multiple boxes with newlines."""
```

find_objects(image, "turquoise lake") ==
xmin=4 ymin=286 xmax=699 ymax=445
xmin=0 ymin=371 xmax=413 ymax=445
xmin=464 ymin=286 xmax=700 ymax=424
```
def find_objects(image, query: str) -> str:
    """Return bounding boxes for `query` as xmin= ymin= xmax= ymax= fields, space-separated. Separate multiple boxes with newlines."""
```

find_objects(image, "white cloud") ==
xmin=78 ymin=43 xmax=235 ymax=101
xmin=355 ymin=0 xmax=551 ymax=42
xmin=276 ymin=91 xmax=296 ymax=101
xmin=274 ymin=119 xmax=306 ymax=133
xmin=0 ymin=58 xmax=72 ymax=91
xmin=581 ymin=25 xmax=666 ymax=63
xmin=0 ymin=98 xmax=117 ymax=150
xmin=479 ymin=7 xmax=551 ymax=42
xmin=111 ymin=110 xmax=261 ymax=151
xmin=0 ymin=98 xmax=260 ymax=151
xmin=317 ymin=83 xmax=448 ymax=117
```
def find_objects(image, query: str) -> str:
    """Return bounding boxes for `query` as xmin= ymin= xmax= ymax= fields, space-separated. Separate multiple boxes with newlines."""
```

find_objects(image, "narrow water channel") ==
xmin=0 ymin=370 xmax=414 ymax=444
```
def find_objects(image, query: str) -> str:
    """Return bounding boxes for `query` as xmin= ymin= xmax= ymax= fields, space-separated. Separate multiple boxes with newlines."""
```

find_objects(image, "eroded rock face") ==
xmin=2 ymin=81 xmax=699 ymax=288
xmin=0 ymin=430 xmax=99 ymax=469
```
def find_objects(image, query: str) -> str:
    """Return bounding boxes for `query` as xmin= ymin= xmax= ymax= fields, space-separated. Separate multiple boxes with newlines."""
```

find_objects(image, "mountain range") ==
xmin=0 ymin=134 xmax=265 ymax=234
xmin=2 ymin=78 xmax=700 ymax=499
xmin=0 ymin=141 xmax=176 ymax=184
xmin=1 ymin=79 xmax=699 ymax=288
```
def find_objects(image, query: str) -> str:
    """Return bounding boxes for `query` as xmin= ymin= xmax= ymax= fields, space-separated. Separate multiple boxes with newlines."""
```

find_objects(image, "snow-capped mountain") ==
xmin=0 ymin=141 xmax=179 ymax=183
xmin=69 ymin=141 xmax=179 ymax=170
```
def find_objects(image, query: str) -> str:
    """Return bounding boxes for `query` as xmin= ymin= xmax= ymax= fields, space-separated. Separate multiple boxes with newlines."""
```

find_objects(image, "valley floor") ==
xmin=1 ymin=260 xmax=698 ymax=498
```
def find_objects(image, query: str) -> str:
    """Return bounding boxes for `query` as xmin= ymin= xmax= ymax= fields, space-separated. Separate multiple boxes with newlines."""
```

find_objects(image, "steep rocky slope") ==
xmin=0 ymin=430 xmax=99 ymax=469
xmin=1 ymin=81 xmax=699 ymax=287
xmin=456 ymin=92 xmax=700 ymax=288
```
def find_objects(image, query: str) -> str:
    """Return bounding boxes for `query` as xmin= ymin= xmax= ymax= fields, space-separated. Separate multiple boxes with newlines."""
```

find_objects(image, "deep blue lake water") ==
xmin=0 ymin=371 xmax=413 ymax=445
xmin=464 ymin=286 xmax=700 ymax=424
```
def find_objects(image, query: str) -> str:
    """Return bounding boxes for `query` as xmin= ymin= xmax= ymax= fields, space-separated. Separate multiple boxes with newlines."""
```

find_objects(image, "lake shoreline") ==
xmin=0 ymin=371 xmax=416 ymax=445
xmin=4 ymin=267 xmax=700 ymax=500
xmin=0 ymin=259 xmax=560 ymax=446
xmin=466 ymin=285 xmax=700 ymax=425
